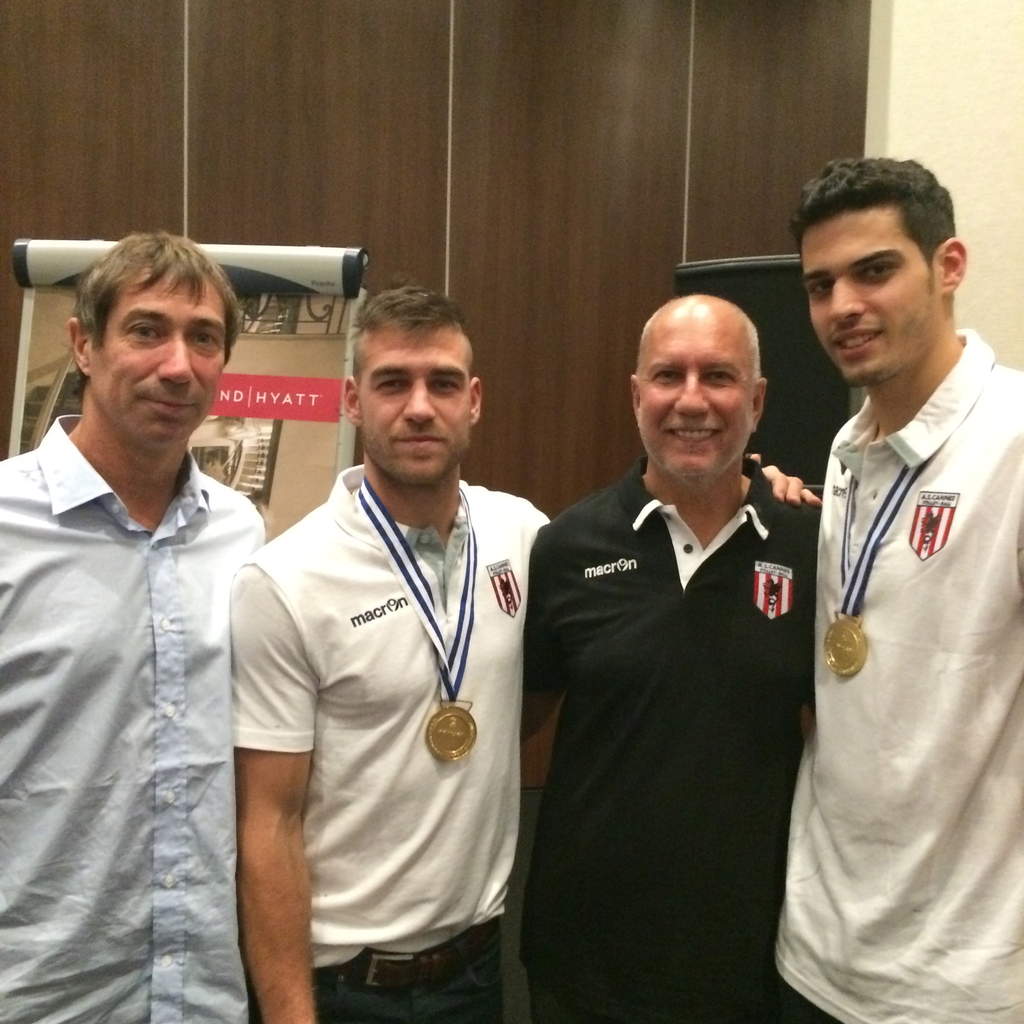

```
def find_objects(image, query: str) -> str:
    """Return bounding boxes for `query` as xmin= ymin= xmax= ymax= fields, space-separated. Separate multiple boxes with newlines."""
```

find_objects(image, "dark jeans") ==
xmin=778 ymin=980 xmax=843 ymax=1024
xmin=312 ymin=928 xmax=503 ymax=1023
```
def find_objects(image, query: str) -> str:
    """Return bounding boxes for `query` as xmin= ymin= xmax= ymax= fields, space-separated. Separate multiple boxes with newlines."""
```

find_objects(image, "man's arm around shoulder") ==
xmin=236 ymin=746 xmax=315 ymax=1024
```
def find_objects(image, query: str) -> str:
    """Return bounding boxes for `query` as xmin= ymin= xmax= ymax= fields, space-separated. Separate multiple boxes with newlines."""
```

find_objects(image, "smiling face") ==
xmin=800 ymin=205 xmax=965 ymax=395
xmin=343 ymin=325 xmax=481 ymax=498
xmin=70 ymin=277 xmax=227 ymax=464
xmin=631 ymin=296 xmax=765 ymax=501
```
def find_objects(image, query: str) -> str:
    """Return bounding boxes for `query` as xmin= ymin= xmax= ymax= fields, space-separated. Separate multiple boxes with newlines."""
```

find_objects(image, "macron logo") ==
xmin=584 ymin=557 xmax=638 ymax=579
xmin=350 ymin=596 xmax=409 ymax=628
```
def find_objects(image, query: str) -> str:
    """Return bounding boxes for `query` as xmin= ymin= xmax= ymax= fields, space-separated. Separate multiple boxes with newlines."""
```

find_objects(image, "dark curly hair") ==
xmin=791 ymin=157 xmax=955 ymax=261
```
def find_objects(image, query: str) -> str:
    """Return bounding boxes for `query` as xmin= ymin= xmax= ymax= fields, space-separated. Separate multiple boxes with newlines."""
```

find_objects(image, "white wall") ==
xmin=866 ymin=0 xmax=1024 ymax=366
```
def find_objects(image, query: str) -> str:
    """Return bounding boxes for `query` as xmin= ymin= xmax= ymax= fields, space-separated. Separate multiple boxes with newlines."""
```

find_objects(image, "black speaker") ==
xmin=673 ymin=254 xmax=850 ymax=486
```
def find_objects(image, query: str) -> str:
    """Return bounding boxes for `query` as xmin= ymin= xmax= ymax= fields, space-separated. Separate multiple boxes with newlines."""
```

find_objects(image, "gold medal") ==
xmin=425 ymin=704 xmax=477 ymax=761
xmin=824 ymin=614 xmax=868 ymax=677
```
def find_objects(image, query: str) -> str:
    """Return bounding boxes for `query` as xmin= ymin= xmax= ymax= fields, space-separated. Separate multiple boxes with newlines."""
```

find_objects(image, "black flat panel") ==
xmin=674 ymin=256 xmax=849 ymax=486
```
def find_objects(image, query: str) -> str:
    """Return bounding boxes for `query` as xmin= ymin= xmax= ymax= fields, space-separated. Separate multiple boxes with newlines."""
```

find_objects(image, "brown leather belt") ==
xmin=317 ymin=917 xmax=499 ymax=989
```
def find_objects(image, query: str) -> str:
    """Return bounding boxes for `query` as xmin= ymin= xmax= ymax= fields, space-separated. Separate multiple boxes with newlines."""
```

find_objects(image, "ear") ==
xmin=68 ymin=317 xmax=93 ymax=377
xmin=630 ymin=374 xmax=641 ymax=419
xmin=750 ymin=376 xmax=767 ymax=430
xmin=342 ymin=376 xmax=362 ymax=426
xmin=934 ymin=237 xmax=967 ymax=295
xmin=468 ymin=376 xmax=482 ymax=425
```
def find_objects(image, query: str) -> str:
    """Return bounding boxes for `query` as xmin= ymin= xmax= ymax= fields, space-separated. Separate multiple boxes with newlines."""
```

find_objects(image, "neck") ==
xmin=69 ymin=418 xmax=184 ymax=531
xmin=871 ymin=328 xmax=964 ymax=438
xmin=363 ymin=464 xmax=462 ymax=544
xmin=643 ymin=463 xmax=749 ymax=547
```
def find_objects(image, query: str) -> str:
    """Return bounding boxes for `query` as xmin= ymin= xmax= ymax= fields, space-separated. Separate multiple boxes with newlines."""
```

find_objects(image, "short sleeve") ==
xmin=523 ymin=528 xmax=568 ymax=693
xmin=231 ymin=562 xmax=318 ymax=751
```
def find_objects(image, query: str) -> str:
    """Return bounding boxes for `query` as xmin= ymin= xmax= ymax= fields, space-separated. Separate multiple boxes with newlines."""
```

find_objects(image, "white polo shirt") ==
xmin=232 ymin=465 xmax=546 ymax=966
xmin=778 ymin=332 xmax=1024 ymax=1023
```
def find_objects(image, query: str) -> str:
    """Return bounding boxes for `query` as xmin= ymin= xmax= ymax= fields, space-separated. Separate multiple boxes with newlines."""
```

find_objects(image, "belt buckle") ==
xmin=365 ymin=950 xmax=415 ymax=987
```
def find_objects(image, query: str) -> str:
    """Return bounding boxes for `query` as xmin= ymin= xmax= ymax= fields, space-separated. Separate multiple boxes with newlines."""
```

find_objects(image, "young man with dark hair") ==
xmin=0 ymin=232 xmax=264 ymax=1022
xmin=232 ymin=285 xmax=547 ymax=1024
xmin=777 ymin=157 xmax=1024 ymax=1024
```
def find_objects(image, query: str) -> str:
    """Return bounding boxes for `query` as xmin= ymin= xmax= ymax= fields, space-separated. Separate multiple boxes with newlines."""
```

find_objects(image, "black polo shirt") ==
xmin=522 ymin=459 xmax=818 ymax=1023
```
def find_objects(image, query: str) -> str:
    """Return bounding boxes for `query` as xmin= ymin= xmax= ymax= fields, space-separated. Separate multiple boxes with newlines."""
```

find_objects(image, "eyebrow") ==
xmin=802 ymin=247 xmax=903 ymax=285
xmin=645 ymin=359 xmax=742 ymax=378
xmin=369 ymin=364 xmax=467 ymax=380
xmin=120 ymin=307 xmax=225 ymax=333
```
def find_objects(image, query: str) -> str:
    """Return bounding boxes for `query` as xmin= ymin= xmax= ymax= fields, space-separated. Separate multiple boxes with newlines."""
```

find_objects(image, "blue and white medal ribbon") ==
xmin=358 ymin=477 xmax=479 ymax=759
xmin=824 ymin=460 xmax=928 ymax=676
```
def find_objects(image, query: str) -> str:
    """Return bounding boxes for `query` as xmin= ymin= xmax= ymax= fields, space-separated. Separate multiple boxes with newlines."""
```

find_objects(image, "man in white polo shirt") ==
xmin=777 ymin=157 xmax=1024 ymax=1024
xmin=232 ymin=286 xmax=547 ymax=1023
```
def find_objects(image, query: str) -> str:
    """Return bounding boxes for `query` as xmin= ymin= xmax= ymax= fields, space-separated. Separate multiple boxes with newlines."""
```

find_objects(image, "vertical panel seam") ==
xmin=681 ymin=0 xmax=696 ymax=264
xmin=444 ymin=0 xmax=455 ymax=293
xmin=182 ymin=0 xmax=189 ymax=235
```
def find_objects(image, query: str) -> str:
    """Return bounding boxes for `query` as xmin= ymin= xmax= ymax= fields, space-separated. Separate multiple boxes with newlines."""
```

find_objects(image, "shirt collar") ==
xmin=622 ymin=457 xmax=771 ymax=540
xmin=333 ymin=464 xmax=468 ymax=544
xmin=37 ymin=415 xmax=210 ymax=523
xmin=38 ymin=417 xmax=115 ymax=515
xmin=834 ymin=330 xmax=992 ymax=478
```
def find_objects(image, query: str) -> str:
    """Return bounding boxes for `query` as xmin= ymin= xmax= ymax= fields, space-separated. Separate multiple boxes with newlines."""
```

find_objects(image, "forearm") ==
xmin=238 ymin=819 xmax=316 ymax=1022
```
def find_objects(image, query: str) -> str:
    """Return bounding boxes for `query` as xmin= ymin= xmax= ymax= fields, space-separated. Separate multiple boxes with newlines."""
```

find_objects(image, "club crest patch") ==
xmin=910 ymin=490 xmax=958 ymax=560
xmin=487 ymin=559 xmax=522 ymax=617
xmin=753 ymin=561 xmax=794 ymax=619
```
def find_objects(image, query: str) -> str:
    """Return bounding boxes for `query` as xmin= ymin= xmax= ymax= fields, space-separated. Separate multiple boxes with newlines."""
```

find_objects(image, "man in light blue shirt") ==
xmin=0 ymin=233 xmax=265 ymax=1023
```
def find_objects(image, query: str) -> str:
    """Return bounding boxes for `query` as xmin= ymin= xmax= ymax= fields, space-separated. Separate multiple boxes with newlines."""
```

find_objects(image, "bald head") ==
xmin=638 ymin=295 xmax=761 ymax=379
xmin=631 ymin=293 xmax=766 ymax=500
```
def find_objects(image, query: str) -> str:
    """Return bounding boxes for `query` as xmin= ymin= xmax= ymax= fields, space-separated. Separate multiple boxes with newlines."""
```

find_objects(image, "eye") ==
xmin=704 ymin=370 xmax=735 ymax=385
xmin=131 ymin=322 xmax=160 ymax=339
xmin=857 ymin=260 xmax=896 ymax=283
xmin=652 ymin=369 xmax=680 ymax=384
xmin=804 ymin=278 xmax=833 ymax=300
xmin=192 ymin=331 xmax=224 ymax=351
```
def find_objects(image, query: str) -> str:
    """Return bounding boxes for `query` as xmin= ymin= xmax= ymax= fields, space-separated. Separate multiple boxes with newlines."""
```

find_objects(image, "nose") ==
xmin=830 ymin=277 xmax=866 ymax=325
xmin=403 ymin=380 xmax=435 ymax=422
xmin=157 ymin=334 xmax=195 ymax=384
xmin=672 ymin=374 xmax=710 ymax=415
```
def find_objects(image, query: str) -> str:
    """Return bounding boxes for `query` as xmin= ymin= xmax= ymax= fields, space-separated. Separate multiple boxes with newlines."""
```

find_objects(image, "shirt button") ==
xmin=163 ymin=873 xmax=175 ymax=888
xmin=160 ymin=617 xmax=172 ymax=632
xmin=683 ymin=543 xmax=694 ymax=554
xmin=161 ymin=954 xmax=173 ymax=968
xmin=163 ymin=704 xmax=177 ymax=718
xmin=163 ymin=791 xmax=176 ymax=805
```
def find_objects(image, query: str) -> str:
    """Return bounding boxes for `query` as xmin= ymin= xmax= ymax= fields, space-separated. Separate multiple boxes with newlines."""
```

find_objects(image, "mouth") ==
xmin=397 ymin=435 xmax=444 ymax=448
xmin=145 ymin=397 xmax=197 ymax=413
xmin=833 ymin=329 xmax=881 ymax=354
xmin=666 ymin=427 xmax=716 ymax=441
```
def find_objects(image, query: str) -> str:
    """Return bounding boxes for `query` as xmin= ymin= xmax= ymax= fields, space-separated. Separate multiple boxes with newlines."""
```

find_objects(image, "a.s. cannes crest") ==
xmin=487 ymin=559 xmax=522 ymax=617
xmin=910 ymin=490 xmax=958 ymax=561
xmin=753 ymin=560 xmax=794 ymax=619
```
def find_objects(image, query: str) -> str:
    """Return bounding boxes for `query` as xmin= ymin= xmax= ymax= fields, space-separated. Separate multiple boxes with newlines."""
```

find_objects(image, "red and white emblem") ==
xmin=753 ymin=561 xmax=793 ymax=619
xmin=487 ymin=559 xmax=522 ymax=617
xmin=909 ymin=490 xmax=958 ymax=561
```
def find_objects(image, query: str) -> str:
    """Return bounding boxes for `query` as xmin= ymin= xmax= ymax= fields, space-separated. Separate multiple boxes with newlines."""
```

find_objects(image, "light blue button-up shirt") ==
xmin=0 ymin=418 xmax=264 ymax=1023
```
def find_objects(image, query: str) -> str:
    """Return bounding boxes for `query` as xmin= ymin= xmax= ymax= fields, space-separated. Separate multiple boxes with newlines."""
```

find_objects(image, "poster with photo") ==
xmin=12 ymin=288 xmax=362 ymax=539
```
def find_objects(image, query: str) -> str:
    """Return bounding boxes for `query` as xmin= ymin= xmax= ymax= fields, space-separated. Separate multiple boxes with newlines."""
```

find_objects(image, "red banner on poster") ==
xmin=210 ymin=373 xmax=342 ymax=422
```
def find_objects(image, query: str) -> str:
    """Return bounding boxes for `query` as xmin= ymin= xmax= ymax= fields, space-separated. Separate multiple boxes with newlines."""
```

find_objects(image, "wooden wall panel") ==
xmin=687 ymin=0 xmax=871 ymax=261
xmin=0 ymin=1 xmax=185 ymax=454
xmin=187 ymin=0 xmax=450 ymax=291
xmin=450 ymin=0 xmax=692 ymax=516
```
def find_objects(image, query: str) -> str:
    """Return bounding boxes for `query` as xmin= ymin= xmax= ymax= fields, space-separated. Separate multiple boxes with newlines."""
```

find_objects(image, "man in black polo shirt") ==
xmin=521 ymin=294 xmax=817 ymax=1023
